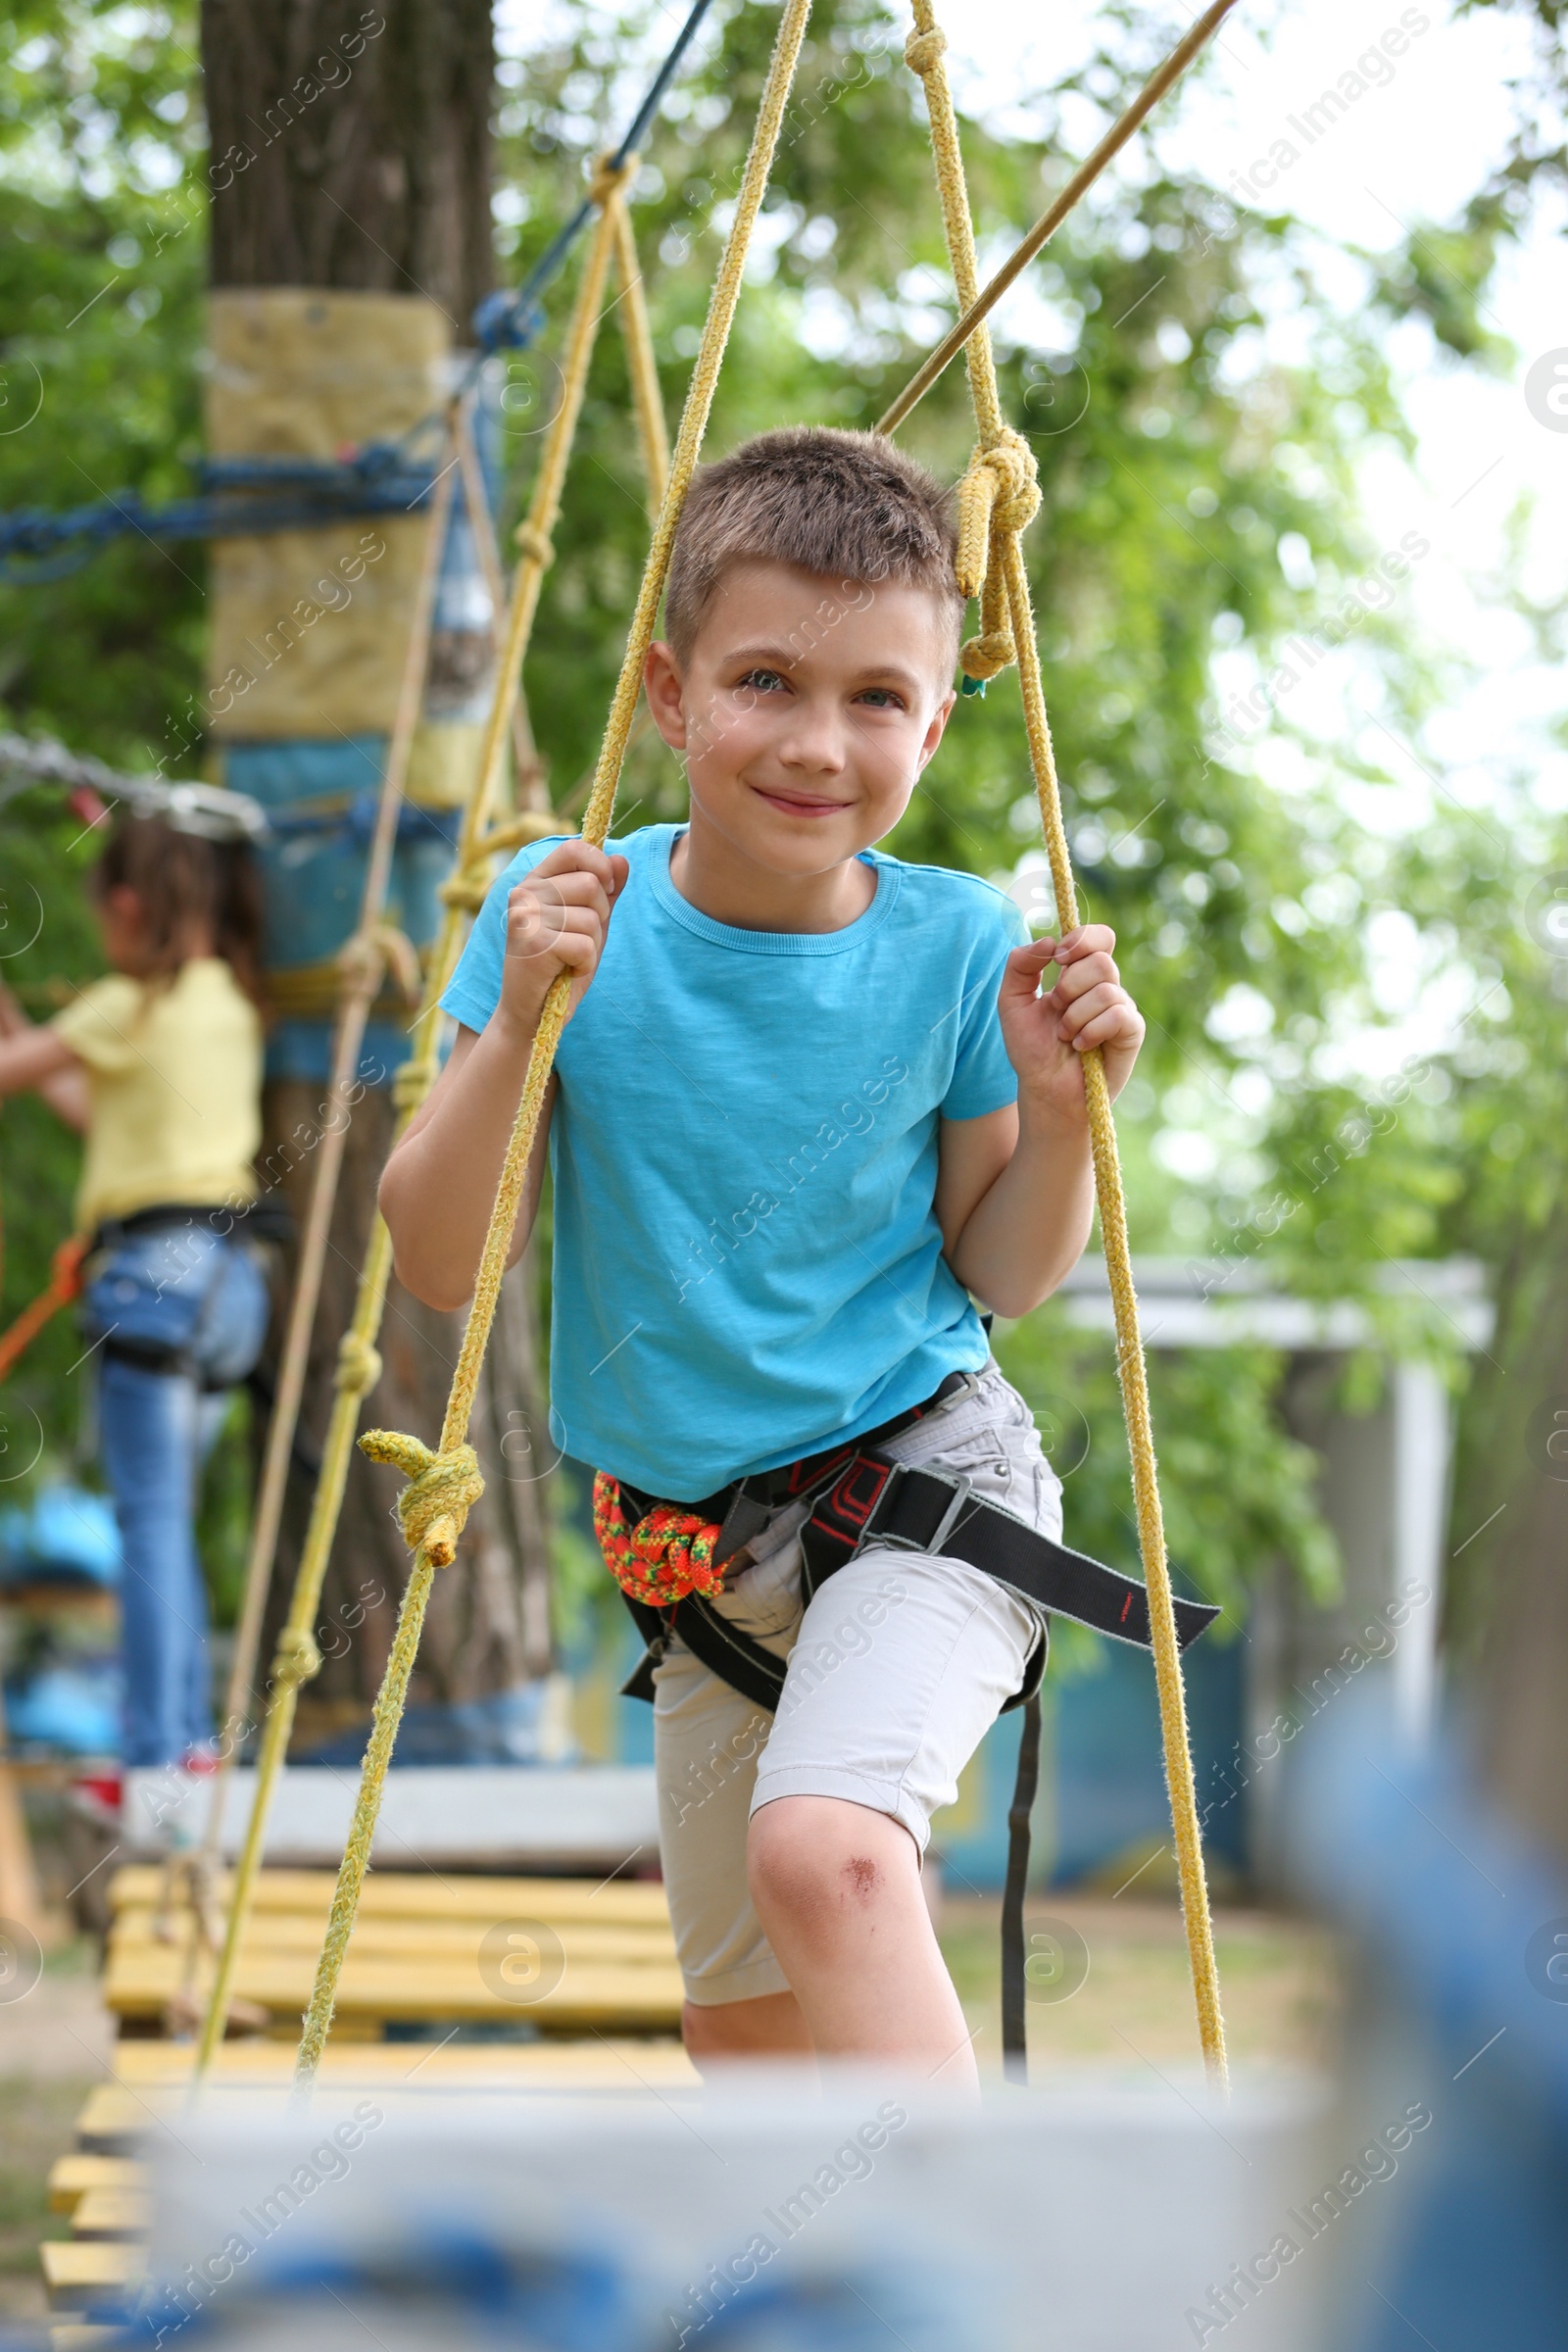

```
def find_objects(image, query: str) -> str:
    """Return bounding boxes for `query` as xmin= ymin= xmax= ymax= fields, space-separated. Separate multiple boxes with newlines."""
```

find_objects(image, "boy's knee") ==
xmin=747 ymin=1796 xmax=911 ymax=1928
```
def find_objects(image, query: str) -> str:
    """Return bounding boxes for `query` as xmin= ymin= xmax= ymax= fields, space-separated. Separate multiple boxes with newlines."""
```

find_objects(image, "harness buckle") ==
xmin=867 ymin=1464 xmax=975 ymax=1557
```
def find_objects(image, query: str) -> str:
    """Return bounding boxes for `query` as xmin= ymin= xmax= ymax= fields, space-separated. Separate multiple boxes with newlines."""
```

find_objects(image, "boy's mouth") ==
xmin=750 ymin=784 xmax=850 ymax=818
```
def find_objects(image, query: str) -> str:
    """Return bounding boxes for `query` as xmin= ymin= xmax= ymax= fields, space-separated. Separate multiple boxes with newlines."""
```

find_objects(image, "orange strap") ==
xmin=0 ymin=1235 xmax=88 ymax=1383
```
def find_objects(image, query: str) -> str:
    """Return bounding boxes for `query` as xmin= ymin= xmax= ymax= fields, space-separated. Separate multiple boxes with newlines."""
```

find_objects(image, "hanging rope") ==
xmin=291 ymin=0 xmax=816 ymax=2094
xmin=610 ymin=194 xmax=672 ymax=517
xmin=902 ymin=0 xmax=1227 ymax=2088
xmin=197 ymin=162 xmax=670 ymax=2082
xmin=880 ymin=0 xmax=1242 ymax=436
xmin=203 ymin=416 xmax=461 ymax=1842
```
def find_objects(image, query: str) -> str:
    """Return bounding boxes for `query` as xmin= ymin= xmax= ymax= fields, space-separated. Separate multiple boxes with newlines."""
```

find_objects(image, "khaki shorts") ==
xmin=651 ymin=1362 xmax=1062 ymax=2007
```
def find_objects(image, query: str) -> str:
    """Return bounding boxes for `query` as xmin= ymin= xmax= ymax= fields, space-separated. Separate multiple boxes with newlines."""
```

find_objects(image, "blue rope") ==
xmin=0 ymin=0 xmax=718 ymax=588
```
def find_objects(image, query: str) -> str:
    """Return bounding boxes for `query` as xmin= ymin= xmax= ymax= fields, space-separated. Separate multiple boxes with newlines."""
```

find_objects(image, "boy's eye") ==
xmin=856 ymin=687 xmax=906 ymax=710
xmin=738 ymin=666 xmax=787 ymax=693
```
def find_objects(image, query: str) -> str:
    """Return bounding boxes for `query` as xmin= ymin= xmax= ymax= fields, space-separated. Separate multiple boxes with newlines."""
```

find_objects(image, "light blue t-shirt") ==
xmin=442 ymin=824 xmax=1024 ymax=1499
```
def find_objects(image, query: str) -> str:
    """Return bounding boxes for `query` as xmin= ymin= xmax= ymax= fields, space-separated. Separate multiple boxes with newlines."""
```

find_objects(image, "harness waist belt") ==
xmin=802 ymin=1450 xmax=1220 ymax=1652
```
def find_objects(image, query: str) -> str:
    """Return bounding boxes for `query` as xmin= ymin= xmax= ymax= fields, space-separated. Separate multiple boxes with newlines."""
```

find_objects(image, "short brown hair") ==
xmin=663 ymin=426 xmax=961 ymax=665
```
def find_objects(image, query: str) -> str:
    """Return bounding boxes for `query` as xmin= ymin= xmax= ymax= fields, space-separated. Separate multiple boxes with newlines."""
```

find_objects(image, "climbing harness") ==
xmin=290 ymin=0 xmax=1242 ymax=2092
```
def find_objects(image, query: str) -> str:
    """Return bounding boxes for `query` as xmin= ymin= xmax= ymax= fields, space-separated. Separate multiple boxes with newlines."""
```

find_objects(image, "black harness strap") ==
xmin=614 ymin=1441 xmax=1219 ymax=2087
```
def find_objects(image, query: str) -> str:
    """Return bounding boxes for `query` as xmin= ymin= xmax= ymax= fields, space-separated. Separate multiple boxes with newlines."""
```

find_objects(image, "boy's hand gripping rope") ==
xmin=194 ymin=162 xmax=658 ymax=2080
xmin=289 ymin=23 xmax=820 ymax=2081
xmin=904 ymin=0 xmax=1228 ymax=2088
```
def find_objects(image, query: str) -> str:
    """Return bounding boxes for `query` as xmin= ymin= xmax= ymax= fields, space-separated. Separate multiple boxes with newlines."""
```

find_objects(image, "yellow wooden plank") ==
xmin=74 ymin=2086 xmax=146 ymax=2156
xmin=41 ymin=2240 xmax=146 ymax=2310
xmin=109 ymin=2035 xmax=697 ymax=2092
xmin=110 ymin=1910 xmax=674 ymax=1965
xmin=71 ymin=2187 xmax=151 ymax=2240
xmin=104 ymin=1947 xmax=685 ymax=2030
xmin=108 ymin=1865 xmax=669 ymax=1928
xmin=48 ymin=2157 xmax=145 ymax=2216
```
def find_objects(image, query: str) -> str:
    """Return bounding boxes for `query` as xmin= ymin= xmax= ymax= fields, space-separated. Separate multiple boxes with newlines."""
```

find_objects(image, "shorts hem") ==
xmin=680 ymin=1952 xmax=792 ymax=2008
xmin=749 ymin=1764 xmax=930 ymax=1856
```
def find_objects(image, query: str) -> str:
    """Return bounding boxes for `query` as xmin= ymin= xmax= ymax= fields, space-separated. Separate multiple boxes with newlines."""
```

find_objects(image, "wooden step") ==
xmin=111 ymin=1906 xmax=675 ymax=1965
xmin=77 ymin=2037 xmax=698 ymax=2147
xmin=52 ymin=2328 xmax=125 ymax=2351
xmin=104 ymin=1946 xmax=684 ymax=2031
xmin=71 ymin=2187 xmax=152 ymax=2239
xmin=48 ymin=2156 xmax=146 ymax=2216
xmin=109 ymin=1864 xmax=669 ymax=1927
xmin=40 ymin=2239 xmax=145 ymax=2312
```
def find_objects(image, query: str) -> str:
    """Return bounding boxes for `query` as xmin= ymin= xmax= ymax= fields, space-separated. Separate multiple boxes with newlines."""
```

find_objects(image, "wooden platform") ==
xmin=41 ymin=1869 xmax=698 ymax=2323
xmin=103 ymin=1864 xmax=684 ymax=2036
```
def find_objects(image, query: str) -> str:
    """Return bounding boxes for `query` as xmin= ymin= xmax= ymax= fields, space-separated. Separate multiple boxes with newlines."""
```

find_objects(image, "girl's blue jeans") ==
xmin=85 ymin=1225 xmax=270 ymax=1768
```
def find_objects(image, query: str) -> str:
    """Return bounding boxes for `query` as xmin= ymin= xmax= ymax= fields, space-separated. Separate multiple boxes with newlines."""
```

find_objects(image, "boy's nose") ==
xmin=776 ymin=705 xmax=847 ymax=775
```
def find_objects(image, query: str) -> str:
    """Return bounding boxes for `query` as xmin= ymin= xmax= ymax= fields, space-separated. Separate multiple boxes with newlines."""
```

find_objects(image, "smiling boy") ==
xmin=380 ymin=427 xmax=1146 ymax=2086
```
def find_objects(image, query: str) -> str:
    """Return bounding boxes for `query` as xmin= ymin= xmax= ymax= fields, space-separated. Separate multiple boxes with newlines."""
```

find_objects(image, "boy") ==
xmin=380 ymin=427 xmax=1146 ymax=2087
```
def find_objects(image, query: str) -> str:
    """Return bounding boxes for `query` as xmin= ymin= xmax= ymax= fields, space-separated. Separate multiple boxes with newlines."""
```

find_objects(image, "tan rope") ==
xmin=879 ymin=0 xmax=1243 ymax=435
xmin=195 ymin=416 xmax=459 ymax=1853
xmin=193 ymin=173 xmax=645 ymax=2075
xmin=291 ymin=23 xmax=818 ymax=2083
xmin=610 ymin=187 xmax=671 ymax=515
xmin=903 ymin=0 xmax=1227 ymax=2087
xmin=456 ymin=401 xmax=546 ymax=806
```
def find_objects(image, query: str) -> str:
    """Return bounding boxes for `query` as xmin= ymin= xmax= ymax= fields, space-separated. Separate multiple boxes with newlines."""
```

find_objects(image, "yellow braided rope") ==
xmin=195 ymin=170 xmax=657 ymax=2081
xmin=610 ymin=187 xmax=671 ymax=515
xmin=188 ymin=419 xmax=458 ymax=1892
xmin=292 ymin=16 xmax=814 ymax=2085
xmin=904 ymin=0 xmax=1227 ymax=2087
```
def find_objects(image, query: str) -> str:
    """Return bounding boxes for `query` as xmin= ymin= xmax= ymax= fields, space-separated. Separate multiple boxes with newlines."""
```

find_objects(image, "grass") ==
xmin=938 ymin=1891 xmax=1343 ymax=2077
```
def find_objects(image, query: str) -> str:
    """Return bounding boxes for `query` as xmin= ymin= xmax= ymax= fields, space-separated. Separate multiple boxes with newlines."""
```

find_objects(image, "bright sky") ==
xmin=498 ymin=0 xmax=1567 ymax=1076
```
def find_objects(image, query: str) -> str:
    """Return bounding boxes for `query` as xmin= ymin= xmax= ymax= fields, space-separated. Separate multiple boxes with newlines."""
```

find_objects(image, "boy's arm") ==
xmin=937 ymin=926 xmax=1145 ymax=1320
xmin=379 ymin=841 xmax=625 ymax=1311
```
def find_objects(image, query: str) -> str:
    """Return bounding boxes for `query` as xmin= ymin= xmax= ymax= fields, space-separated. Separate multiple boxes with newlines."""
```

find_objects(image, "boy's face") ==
xmin=644 ymin=560 xmax=956 ymax=880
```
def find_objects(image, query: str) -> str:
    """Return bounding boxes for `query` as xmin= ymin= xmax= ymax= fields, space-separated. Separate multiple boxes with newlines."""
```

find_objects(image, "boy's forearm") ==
xmin=379 ymin=1015 xmax=547 ymax=1310
xmin=948 ymin=1089 xmax=1096 ymax=1318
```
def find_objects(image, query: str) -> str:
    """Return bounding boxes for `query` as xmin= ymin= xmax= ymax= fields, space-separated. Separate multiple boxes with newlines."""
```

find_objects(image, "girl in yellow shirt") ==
xmin=0 ymin=806 xmax=271 ymax=1781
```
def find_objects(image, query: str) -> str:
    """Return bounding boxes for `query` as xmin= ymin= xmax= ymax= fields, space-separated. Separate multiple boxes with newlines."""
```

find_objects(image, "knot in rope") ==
xmin=903 ymin=25 xmax=947 ymax=76
xmin=514 ymin=523 xmax=555 ymax=570
xmin=358 ymin=1430 xmax=484 ymax=1569
xmin=391 ymin=1054 xmax=436 ymax=1115
xmin=334 ymin=1332 xmax=383 ymax=1396
xmin=954 ymin=427 xmax=1040 ymax=683
xmin=438 ymin=861 xmax=492 ymax=914
xmin=480 ymin=810 xmax=564 ymax=858
xmin=337 ymin=922 xmax=421 ymax=1005
xmin=590 ymin=149 xmax=638 ymax=208
xmin=592 ymin=1473 xmax=724 ymax=1607
xmin=271 ymin=1626 xmax=322 ymax=1690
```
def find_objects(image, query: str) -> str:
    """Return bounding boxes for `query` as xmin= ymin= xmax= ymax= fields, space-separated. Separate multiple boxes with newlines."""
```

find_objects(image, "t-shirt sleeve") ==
xmin=941 ymin=892 xmax=1027 ymax=1121
xmin=439 ymin=836 xmax=569 ymax=1035
xmin=50 ymin=975 xmax=146 ymax=1074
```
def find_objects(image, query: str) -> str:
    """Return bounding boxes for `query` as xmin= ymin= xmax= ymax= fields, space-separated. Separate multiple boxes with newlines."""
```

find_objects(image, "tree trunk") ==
xmin=203 ymin=0 xmax=554 ymax=1721
xmin=203 ymin=0 xmax=495 ymax=326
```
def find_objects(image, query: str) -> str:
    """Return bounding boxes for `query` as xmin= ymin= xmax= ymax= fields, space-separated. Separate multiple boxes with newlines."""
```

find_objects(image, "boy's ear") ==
xmin=916 ymin=685 xmax=957 ymax=773
xmin=643 ymin=640 xmax=688 ymax=752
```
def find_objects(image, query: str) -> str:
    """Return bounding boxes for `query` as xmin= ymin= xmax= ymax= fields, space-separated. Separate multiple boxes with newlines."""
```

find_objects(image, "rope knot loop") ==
xmin=358 ymin=1430 xmax=484 ymax=1568
xmin=438 ymin=862 xmax=492 ymax=913
xmin=903 ymin=26 xmax=947 ymax=75
xmin=590 ymin=149 xmax=638 ymax=208
xmin=592 ymin=1473 xmax=724 ymax=1606
xmin=271 ymin=1626 xmax=322 ymax=1690
xmin=337 ymin=922 xmax=421 ymax=1005
xmin=335 ymin=1332 xmax=383 ymax=1396
xmin=514 ymin=523 xmax=555 ymax=569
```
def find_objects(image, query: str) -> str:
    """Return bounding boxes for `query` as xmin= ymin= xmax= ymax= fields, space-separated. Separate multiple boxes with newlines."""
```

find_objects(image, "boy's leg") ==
xmin=746 ymin=1544 xmax=1041 ymax=2085
xmin=748 ymin=1794 xmax=973 ymax=2081
xmin=652 ymin=1635 xmax=811 ymax=2065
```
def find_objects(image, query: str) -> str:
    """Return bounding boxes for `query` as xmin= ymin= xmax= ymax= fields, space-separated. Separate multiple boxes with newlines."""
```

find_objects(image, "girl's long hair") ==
xmin=90 ymin=813 xmax=264 ymax=1003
